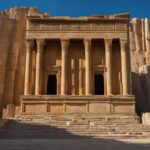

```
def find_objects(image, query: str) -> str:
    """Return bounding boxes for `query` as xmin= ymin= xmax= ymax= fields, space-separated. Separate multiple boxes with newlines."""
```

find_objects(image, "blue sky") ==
xmin=0 ymin=0 xmax=150 ymax=18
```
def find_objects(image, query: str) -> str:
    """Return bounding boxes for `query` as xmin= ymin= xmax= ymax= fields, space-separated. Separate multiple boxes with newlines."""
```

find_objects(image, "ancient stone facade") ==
xmin=0 ymin=7 xmax=149 ymax=117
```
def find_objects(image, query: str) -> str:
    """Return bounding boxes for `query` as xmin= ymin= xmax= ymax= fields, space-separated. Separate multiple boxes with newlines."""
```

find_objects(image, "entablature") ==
xmin=27 ymin=20 xmax=128 ymax=32
xmin=26 ymin=31 xmax=128 ymax=40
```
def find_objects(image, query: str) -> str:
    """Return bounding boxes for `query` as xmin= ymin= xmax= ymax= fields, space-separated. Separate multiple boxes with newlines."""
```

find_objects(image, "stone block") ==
xmin=89 ymin=103 xmax=108 ymax=113
xmin=66 ymin=103 xmax=86 ymax=113
xmin=2 ymin=108 xmax=7 ymax=119
xmin=15 ymin=106 xmax=21 ymax=116
xmin=50 ymin=104 xmax=63 ymax=113
xmin=25 ymin=104 xmax=47 ymax=113
xmin=6 ymin=104 xmax=15 ymax=118
xmin=142 ymin=112 xmax=150 ymax=125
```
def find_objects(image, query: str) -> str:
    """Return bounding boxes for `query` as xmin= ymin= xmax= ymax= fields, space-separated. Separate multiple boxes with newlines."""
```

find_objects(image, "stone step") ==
xmin=4 ymin=123 xmax=149 ymax=130
xmin=15 ymin=118 xmax=140 ymax=123
xmin=0 ymin=133 xmax=149 ymax=139
xmin=16 ymin=115 xmax=140 ymax=120
xmin=1 ymin=122 xmax=150 ymax=134
xmin=1 ymin=130 xmax=149 ymax=135
xmin=1 ymin=114 xmax=150 ymax=139
xmin=15 ymin=114 xmax=140 ymax=120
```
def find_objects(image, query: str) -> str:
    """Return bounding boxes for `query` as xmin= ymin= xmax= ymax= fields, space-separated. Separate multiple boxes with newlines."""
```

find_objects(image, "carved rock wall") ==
xmin=0 ymin=8 xmax=35 ymax=115
xmin=130 ymin=18 xmax=150 ymax=114
xmin=0 ymin=7 xmax=150 ymax=115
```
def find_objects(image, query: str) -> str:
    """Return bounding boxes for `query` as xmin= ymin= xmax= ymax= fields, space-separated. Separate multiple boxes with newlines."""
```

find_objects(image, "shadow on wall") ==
xmin=132 ymin=65 xmax=150 ymax=115
xmin=0 ymin=120 xmax=149 ymax=150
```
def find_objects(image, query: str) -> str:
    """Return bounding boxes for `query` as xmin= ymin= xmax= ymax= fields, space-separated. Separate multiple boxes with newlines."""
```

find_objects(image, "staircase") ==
xmin=0 ymin=114 xmax=150 ymax=139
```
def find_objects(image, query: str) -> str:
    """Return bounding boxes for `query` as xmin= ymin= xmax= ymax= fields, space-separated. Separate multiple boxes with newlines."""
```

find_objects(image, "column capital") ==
xmin=105 ymin=39 xmax=112 ymax=45
xmin=84 ymin=39 xmax=91 ymax=46
xmin=61 ymin=39 xmax=70 ymax=51
xmin=36 ymin=39 xmax=45 ymax=52
xmin=105 ymin=39 xmax=112 ymax=52
xmin=84 ymin=39 xmax=91 ymax=54
xmin=120 ymin=39 xmax=128 ymax=51
xmin=26 ymin=39 xmax=34 ymax=53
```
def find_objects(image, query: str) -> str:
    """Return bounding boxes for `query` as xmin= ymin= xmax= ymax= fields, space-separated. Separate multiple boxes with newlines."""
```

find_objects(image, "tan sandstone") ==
xmin=0 ymin=8 xmax=149 ymax=118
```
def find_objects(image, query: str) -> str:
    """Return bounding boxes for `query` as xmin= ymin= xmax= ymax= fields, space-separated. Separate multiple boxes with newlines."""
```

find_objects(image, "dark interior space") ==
xmin=47 ymin=75 xmax=57 ymax=95
xmin=95 ymin=74 xmax=104 ymax=95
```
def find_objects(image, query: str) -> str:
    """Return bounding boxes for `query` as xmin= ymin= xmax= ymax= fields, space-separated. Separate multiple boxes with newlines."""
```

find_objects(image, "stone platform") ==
xmin=1 ymin=113 xmax=150 ymax=139
xmin=20 ymin=95 xmax=135 ymax=114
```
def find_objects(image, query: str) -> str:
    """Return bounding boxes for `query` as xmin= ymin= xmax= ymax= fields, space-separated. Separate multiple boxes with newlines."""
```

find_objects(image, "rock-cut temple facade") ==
xmin=0 ymin=8 xmax=150 ymax=118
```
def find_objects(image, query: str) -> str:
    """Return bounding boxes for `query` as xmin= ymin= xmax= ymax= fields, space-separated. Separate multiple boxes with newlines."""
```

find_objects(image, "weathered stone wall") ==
xmin=130 ymin=18 xmax=150 ymax=114
xmin=0 ymin=7 xmax=37 ymax=115
xmin=0 ymin=7 xmax=150 ymax=116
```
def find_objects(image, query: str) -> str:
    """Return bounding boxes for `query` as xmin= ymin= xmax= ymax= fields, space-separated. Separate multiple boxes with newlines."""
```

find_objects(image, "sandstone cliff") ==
xmin=0 ymin=7 xmax=150 ymax=115
xmin=0 ymin=7 xmax=38 ymax=115
xmin=130 ymin=18 xmax=150 ymax=114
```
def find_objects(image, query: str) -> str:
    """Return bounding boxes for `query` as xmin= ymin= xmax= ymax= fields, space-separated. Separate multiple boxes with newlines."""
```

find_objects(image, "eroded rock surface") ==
xmin=0 ymin=8 xmax=38 ymax=115
xmin=130 ymin=18 xmax=150 ymax=113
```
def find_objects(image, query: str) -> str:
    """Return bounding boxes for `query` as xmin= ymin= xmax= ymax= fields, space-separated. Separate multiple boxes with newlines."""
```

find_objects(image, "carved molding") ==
xmin=61 ymin=39 xmax=70 ymax=53
xmin=36 ymin=39 xmax=45 ymax=52
xmin=105 ymin=39 xmax=112 ymax=52
xmin=84 ymin=39 xmax=91 ymax=52
xmin=26 ymin=39 xmax=34 ymax=53
xmin=28 ymin=22 xmax=128 ymax=31
xmin=120 ymin=39 xmax=128 ymax=51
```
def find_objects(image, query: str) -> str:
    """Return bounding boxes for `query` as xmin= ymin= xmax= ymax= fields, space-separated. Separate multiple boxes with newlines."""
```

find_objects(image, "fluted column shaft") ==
xmin=105 ymin=39 xmax=112 ymax=95
xmin=120 ymin=39 xmax=131 ymax=95
xmin=24 ymin=40 xmax=34 ymax=95
xmin=35 ymin=39 xmax=45 ymax=95
xmin=61 ymin=39 xmax=69 ymax=95
xmin=84 ymin=39 xmax=91 ymax=95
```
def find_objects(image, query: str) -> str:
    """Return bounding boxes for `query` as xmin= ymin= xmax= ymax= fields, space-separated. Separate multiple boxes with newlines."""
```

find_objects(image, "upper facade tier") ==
xmin=26 ymin=12 xmax=130 ymax=40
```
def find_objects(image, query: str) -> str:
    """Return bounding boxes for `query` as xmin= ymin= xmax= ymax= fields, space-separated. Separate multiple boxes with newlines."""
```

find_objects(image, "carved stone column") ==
xmin=71 ymin=58 xmax=76 ymax=95
xmin=61 ymin=39 xmax=69 ymax=95
xmin=79 ymin=59 xmax=83 ymax=95
xmin=84 ymin=39 xmax=91 ymax=95
xmin=105 ymin=39 xmax=112 ymax=95
xmin=120 ymin=39 xmax=131 ymax=95
xmin=24 ymin=39 xmax=34 ymax=95
xmin=35 ymin=39 xmax=45 ymax=95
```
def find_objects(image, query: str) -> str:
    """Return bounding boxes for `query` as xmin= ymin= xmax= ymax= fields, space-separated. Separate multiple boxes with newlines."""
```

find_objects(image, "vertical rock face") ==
xmin=0 ymin=7 xmax=39 ymax=115
xmin=130 ymin=18 xmax=150 ymax=114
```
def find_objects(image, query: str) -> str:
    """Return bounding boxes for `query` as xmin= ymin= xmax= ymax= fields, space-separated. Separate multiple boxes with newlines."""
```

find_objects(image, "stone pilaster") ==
xmin=105 ymin=39 xmax=112 ymax=95
xmin=84 ymin=39 xmax=91 ymax=95
xmin=61 ymin=39 xmax=69 ymax=95
xmin=35 ymin=39 xmax=45 ymax=95
xmin=120 ymin=39 xmax=131 ymax=95
xmin=24 ymin=39 xmax=34 ymax=95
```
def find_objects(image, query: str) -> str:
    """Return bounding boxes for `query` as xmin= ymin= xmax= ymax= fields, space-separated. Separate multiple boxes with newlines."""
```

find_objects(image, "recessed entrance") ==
xmin=94 ymin=74 xmax=104 ymax=95
xmin=47 ymin=75 xmax=57 ymax=95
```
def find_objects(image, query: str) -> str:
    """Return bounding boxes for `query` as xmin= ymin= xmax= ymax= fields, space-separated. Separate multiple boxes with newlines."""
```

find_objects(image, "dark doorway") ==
xmin=47 ymin=75 xmax=57 ymax=95
xmin=95 ymin=74 xmax=104 ymax=95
